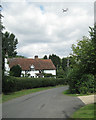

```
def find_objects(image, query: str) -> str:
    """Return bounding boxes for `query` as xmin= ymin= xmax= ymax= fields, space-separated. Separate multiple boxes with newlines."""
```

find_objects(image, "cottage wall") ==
xmin=5 ymin=58 xmax=10 ymax=76
xmin=21 ymin=69 xmax=56 ymax=78
xmin=21 ymin=70 xmax=39 ymax=78
xmin=44 ymin=70 xmax=56 ymax=75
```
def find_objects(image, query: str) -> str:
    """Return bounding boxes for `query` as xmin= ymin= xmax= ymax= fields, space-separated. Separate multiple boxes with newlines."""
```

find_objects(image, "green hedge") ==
xmin=2 ymin=76 xmax=67 ymax=94
xmin=67 ymin=67 xmax=95 ymax=94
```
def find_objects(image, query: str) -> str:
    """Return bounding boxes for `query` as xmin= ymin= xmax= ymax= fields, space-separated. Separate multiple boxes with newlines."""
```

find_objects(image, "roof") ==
xmin=8 ymin=58 xmax=56 ymax=71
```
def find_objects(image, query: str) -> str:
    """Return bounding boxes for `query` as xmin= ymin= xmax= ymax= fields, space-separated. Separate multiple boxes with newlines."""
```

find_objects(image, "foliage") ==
xmin=2 ymin=76 xmax=67 ymax=93
xmin=2 ymin=31 xmax=18 ymax=57
xmin=2 ymin=31 xmax=18 ymax=77
xmin=43 ymin=55 xmax=47 ymax=59
xmin=79 ymin=74 xmax=94 ymax=94
xmin=49 ymin=54 xmax=61 ymax=70
xmin=61 ymin=57 xmax=67 ymax=71
xmin=14 ymin=55 xmax=26 ymax=58
xmin=56 ymin=68 xmax=66 ymax=78
xmin=71 ymin=36 xmax=95 ymax=74
xmin=67 ymin=66 xmax=94 ymax=94
xmin=10 ymin=65 xmax=22 ymax=77
xmin=43 ymin=73 xmax=55 ymax=78
xmin=67 ymin=26 xmax=96 ymax=94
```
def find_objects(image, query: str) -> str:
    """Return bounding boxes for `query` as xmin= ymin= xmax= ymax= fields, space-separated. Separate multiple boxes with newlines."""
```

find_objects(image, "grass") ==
xmin=71 ymin=103 xmax=95 ymax=118
xmin=2 ymin=85 xmax=64 ymax=103
xmin=63 ymin=89 xmax=94 ymax=97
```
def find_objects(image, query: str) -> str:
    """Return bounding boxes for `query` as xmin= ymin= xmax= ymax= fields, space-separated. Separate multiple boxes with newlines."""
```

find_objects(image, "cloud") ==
xmin=2 ymin=1 xmax=94 ymax=58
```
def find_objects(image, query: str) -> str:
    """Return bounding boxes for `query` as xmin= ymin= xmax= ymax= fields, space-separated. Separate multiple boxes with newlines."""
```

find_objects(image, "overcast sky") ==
xmin=2 ymin=0 xmax=95 ymax=58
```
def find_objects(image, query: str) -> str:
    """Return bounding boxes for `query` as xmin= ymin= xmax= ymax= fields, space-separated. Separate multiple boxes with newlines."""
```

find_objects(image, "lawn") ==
xmin=63 ymin=89 xmax=94 ymax=97
xmin=71 ymin=103 xmax=95 ymax=118
xmin=2 ymin=85 xmax=63 ymax=103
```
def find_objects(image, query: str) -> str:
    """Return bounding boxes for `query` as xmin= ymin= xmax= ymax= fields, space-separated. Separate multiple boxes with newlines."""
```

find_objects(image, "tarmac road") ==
xmin=2 ymin=86 xmax=85 ymax=118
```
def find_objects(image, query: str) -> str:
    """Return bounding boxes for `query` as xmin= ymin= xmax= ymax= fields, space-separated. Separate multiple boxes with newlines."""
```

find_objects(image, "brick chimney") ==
xmin=34 ymin=55 xmax=38 ymax=59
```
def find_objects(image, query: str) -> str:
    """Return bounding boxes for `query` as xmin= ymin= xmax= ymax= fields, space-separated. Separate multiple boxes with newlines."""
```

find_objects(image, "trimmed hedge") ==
xmin=2 ymin=76 xmax=67 ymax=93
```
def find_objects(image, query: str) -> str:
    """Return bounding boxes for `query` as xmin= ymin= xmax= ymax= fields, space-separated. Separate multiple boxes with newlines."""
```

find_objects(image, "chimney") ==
xmin=34 ymin=55 xmax=38 ymax=59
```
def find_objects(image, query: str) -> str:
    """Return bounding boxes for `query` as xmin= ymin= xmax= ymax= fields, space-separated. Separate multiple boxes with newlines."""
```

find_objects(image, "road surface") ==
xmin=2 ymin=86 xmax=85 ymax=118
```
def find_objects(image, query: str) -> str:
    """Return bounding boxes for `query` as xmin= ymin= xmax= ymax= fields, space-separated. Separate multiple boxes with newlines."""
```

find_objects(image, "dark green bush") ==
xmin=43 ymin=73 xmax=55 ymax=78
xmin=2 ymin=76 xmax=67 ymax=94
xmin=67 ymin=67 xmax=83 ymax=93
xmin=10 ymin=65 xmax=22 ymax=77
xmin=79 ymin=74 xmax=94 ymax=94
xmin=67 ymin=66 xmax=95 ymax=94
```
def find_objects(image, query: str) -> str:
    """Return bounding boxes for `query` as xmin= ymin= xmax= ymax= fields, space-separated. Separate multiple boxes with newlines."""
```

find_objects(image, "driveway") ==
xmin=2 ymin=86 xmax=85 ymax=118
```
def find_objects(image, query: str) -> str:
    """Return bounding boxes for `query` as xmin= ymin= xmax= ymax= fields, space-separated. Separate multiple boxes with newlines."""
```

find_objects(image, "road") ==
xmin=2 ymin=86 xmax=85 ymax=118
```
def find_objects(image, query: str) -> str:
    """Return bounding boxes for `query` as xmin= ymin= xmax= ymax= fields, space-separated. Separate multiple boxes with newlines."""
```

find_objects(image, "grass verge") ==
xmin=71 ymin=103 xmax=95 ymax=118
xmin=2 ymin=85 xmax=63 ymax=103
xmin=63 ymin=89 xmax=94 ymax=97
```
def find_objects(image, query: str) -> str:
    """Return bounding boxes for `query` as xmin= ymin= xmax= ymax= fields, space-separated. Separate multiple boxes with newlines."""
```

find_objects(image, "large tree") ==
xmin=43 ymin=55 xmax=47 ymax=59
xmin=67 ymin=26 xmax=96 ymax=94
xmin=61 ymin=57 xmax=67 ymax=71
xmin=2 ymin=31 xmax=18 ymax=57
xmin=71 ymin=34 xmax=95 ymax=75
xmin=49 ymin=54 xmax=61 ymax=70
xmin=2 ymin=31 xmax=18 ymax=75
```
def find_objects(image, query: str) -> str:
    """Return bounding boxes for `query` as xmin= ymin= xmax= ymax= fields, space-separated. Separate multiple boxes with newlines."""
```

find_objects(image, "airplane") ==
xmin=62 ymin=8 xmax=68 ymax=12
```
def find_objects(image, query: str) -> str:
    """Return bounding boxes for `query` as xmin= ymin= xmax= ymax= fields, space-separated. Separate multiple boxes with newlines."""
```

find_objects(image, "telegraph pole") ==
xmin=0 ymin=4 xmax=3 ymax=119
xmin=94 ymin=1 xmax=96 ymax=25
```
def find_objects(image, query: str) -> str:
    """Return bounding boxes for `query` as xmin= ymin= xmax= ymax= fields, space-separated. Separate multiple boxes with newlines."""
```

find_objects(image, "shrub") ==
xmin=79 ymin=74 xmax=94 ymax=94
xmin=43 ymin=73 xmax=55 ymax=78
xmin=10 ymin=65 xmax=22 ymax=77
xmin=67 ymin=66 xmax=83 ymax=93
xmin=2 ymin=76 xmax=68 ymax=94
xmin=67 ymin=66 xmax=95 ymax=94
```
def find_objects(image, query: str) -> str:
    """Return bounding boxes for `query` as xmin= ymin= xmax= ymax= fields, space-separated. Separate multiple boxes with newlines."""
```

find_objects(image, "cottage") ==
xmin=5 ymin=56 xmax=56 ymax=78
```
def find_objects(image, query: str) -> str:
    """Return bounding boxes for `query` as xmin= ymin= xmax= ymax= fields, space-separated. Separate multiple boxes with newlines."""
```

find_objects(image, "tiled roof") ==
xmin=8 ymin=58 xmax=56 ymax=70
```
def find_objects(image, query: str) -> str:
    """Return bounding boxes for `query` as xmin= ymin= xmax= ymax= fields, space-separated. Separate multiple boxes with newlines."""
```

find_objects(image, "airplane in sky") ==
xmin=62 ymin=8 xmax=68 ymax=12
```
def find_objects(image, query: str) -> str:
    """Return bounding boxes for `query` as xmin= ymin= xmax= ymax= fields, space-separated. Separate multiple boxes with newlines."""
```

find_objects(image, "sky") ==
xmin=1 ymin=0 xmax=95 ymax=58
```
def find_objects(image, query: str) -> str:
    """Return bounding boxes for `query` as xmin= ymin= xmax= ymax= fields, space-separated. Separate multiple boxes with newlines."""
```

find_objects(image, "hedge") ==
xmin=67 ymin=66 xmax=95 ymax=94
xmin=2 ymin=76 xmax=67 ymax=94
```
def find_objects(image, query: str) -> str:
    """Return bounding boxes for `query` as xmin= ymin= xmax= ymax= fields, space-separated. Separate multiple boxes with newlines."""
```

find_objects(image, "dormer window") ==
xmin=30 ymin=65 xmax=35 ymax=71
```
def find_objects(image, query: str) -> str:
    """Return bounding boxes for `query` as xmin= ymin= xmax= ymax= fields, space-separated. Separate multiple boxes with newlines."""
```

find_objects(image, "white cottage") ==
xmin=7 ymin=56 xmax=56 ymax=78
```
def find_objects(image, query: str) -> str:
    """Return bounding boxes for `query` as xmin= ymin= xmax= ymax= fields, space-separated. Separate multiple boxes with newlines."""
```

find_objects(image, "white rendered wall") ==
xmin=44 ymin=70 xmax=56 ymax=75
xmin=21 ymin=70 xmax=56 ymax=77
xmin=21 ymin=70 xmax=39 ymax=78
xmin=5 ymin=58 xmax=10 ymax=76
xmin=29 ymin=70 xmax=39 ymax=77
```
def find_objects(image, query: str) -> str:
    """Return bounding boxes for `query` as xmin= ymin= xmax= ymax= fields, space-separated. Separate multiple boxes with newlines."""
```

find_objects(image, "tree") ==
xmin=2 ymin=31 xmax=18 ymax=76
xmin=62 ymin=57 xmax=67 ymax=71
xmin=71 ymin=35 xmax=95 ymax=75
xmin=88 ymin=25 xmax=96 ymax=75
xmin=2 ymin=31 xmax=18 ymax=57
xmin=49 ymin=54 xmax=61 ymax=70
xmin=10 ymin=65 xmax=22 ymax=77
xmin=43 ymin=55 xmax=47 ymax=59
xmin=67 ymin=26 xmax=96 ymax=94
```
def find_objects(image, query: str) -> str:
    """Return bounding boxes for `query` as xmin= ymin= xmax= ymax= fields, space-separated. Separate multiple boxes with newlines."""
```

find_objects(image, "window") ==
xmin=30 ymin=65 xmax=35 ymax=71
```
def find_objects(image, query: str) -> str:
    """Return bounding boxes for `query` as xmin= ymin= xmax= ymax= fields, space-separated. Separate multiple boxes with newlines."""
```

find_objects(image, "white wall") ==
xmin=5 ymin=58 xmax=10 ymax=76
xmin=44 ymin=70 xmax=56 ymax=75
xmin=21 ymin=69 xmax=56 ymax=78
xmin=21 ymin=70 xmax=39 ymax=78
xmin=29 ymin=70 xmax=39 ymax=77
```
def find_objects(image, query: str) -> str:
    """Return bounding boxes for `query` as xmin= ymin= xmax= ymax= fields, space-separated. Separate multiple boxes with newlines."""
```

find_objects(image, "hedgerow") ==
xmin=2 ymin=76 xmax=67 ymax=94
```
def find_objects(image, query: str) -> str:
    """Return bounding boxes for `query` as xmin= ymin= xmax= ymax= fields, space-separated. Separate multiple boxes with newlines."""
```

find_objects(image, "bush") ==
xmin=2 ymin=76 xmax=68 ymax=94
xmin=10 ymin=65 xmax=22 ymax=77
xmin=79 ymin=74 xmax=94 ymax=94
xmin=67 ymin=66 xmax=95 ymax=94
xmin=67 ymin=66 xmax=83 ymax=93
